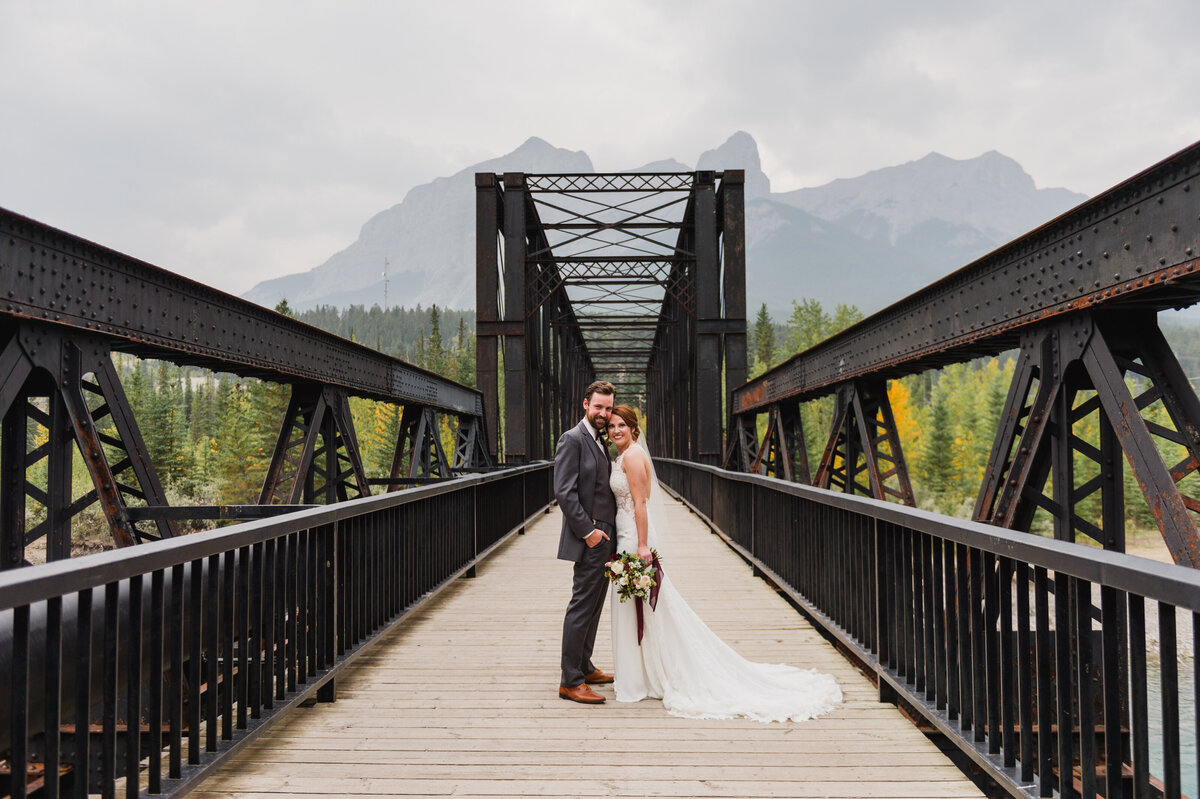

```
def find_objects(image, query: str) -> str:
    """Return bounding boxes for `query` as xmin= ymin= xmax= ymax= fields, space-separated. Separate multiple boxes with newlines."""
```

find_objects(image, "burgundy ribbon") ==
xmin=635 ymin=552 xmax=663 ymax=645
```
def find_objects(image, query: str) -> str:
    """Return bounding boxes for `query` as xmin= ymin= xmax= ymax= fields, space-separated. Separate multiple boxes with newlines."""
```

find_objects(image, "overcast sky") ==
xmin=2 ymin=1 xmax=1198 ymax=297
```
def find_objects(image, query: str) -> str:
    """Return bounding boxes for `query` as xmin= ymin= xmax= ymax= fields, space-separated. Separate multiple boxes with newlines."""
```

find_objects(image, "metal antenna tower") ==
xmin=383 ymin=257 xmax=390 ymax=311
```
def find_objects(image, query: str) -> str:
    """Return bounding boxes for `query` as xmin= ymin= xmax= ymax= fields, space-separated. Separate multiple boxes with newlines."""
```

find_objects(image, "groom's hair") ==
xmin=584 ymin=380 xmax=615 ymax=402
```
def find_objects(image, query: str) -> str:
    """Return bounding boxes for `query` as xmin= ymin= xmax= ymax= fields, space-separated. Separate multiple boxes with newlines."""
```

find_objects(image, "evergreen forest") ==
xmin=22 ymin=298 xmax=1200 ymax=553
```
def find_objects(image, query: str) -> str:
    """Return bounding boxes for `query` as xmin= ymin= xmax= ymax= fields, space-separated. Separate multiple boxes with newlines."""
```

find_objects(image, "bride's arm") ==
xmin=623 ymin=447 xmax=652 ymax=560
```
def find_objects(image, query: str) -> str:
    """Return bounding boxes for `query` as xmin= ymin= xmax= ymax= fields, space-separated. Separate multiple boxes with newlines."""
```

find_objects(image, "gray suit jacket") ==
xmin=554 ymin=420 xmax=618 ymax=562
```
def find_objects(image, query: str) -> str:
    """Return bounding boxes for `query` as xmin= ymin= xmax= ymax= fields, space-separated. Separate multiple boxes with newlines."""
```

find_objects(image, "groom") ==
xmin=554 ymin=379 xmax=618 ymax=704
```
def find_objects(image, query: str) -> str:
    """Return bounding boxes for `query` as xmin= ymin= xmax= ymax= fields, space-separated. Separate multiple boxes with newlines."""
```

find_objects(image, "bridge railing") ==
xmin=0 ymin=462 xmax=552 ymax=798
xmin=657 ymin=458 xmax=1200 ymax=799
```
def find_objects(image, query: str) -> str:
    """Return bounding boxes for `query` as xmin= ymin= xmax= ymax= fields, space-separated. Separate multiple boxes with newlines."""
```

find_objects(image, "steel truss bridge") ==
xmin=0 ymin=143 xmax=1198 ymax=799
xmin=729 ymin=141 xmax=1200 ymax=568
xmin=0 ymin=209 xmax=491 ymax=568
xmin=474 ymin=169 xmax=746 ymax=463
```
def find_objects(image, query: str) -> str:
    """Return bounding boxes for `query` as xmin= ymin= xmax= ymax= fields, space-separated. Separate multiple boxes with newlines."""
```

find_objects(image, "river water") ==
xmin=1147 ymin=649 xmax=1196 ymax=799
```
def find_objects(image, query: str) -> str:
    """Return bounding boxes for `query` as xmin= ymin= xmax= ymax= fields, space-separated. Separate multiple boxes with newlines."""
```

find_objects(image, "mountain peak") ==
xmin=775 ymin=149 xmax=1085 ymax=246
xmin=242 ymin=135 xmax=1088 ymax=326
xmin=696 ymin=131 xmax=771 ymax=200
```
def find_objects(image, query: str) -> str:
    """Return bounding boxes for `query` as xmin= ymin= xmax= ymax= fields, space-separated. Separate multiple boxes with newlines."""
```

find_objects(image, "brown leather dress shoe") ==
xmin=559 ymin=683 xmax=605 ymax=704
xmin=583 ymin=668 xmax=614 ymax=685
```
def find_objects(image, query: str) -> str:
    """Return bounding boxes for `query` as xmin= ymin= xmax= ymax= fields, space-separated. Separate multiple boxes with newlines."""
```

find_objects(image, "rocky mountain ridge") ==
xmin=243 ymin=132 xmax=1087 ymax=317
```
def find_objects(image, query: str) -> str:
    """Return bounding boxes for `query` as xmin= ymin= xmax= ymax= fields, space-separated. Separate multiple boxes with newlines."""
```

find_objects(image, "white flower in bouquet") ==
xmin=610 ymin=561 xmax=625 ymax=575
xmin=619 ymin=576 xmax=627 ymax=586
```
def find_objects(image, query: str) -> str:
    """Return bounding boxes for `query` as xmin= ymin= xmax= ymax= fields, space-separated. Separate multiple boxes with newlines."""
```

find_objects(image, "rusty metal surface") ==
xmin=735 ymin=140 xmax=1200 ymax=414
xmin=971 ymin=313 xmax=1200 ymax=566
xmin=0 ymin=208 xmax=482 ymax=416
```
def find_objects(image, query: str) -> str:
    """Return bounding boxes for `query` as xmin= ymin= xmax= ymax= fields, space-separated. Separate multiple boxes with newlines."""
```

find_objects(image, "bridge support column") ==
xmin=452 ymin=414 xmax=494 ymax=471
xmin=475 ymin=173 xmax=502 ymax=463
xmin=389 ymin=404 xmax=451 ymax=481
xmin=751 ymin=402 xmax=812 ymax=483
xmin=0 ymin=325 xmax=174 ymax=565
xmin=694 ymin=171 xmax=723 ymax=465
xmin=720 ymin=171 xmax=748 ymax=455
xmin=501 ymin=172 xmax=529 ymax=463
xmin=260 ymin=384 xmax=370 ymax=505
xmin=814 ymin=380 xmax=915 ymax=504
xmin=725 ymin=413 xmax=759 ymax=473
xmin=974 ymin=312 xmax=1200 ymax=565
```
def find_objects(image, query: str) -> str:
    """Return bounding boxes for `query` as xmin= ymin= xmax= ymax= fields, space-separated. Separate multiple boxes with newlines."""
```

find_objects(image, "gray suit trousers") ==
xmin=560 ymin=519 xmax=615 ymax=687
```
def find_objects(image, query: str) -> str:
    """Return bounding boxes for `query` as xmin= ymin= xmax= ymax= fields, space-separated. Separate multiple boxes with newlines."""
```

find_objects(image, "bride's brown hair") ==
xmin=610 ymin=405 xmax=641 ymax=441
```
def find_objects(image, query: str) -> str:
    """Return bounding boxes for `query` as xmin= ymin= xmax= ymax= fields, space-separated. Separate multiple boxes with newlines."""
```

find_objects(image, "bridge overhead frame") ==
xmin=730 ymin=140 xmax=1200 ymax=565
xmin=476 ymin=170 xmax=746 ymax=463
xmin=0 ymin=209 xmax=491 ymax=566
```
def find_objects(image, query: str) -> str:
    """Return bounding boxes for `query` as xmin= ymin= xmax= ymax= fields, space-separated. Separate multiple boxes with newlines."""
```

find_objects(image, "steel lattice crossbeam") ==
xmin=476 ymin=170 xmax=746 ymax=463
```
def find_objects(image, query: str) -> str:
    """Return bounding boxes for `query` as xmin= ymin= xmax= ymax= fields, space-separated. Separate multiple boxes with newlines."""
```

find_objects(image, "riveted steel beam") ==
xmin=0 ymin=208 xmax=482 ymax=416
xmin=734 ymin=140 xmax=1200 ymax=415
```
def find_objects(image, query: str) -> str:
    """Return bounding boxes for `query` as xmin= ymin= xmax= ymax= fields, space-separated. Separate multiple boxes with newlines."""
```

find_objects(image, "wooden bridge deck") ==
xmin=193 ymin=493 xmax=985 ymax=798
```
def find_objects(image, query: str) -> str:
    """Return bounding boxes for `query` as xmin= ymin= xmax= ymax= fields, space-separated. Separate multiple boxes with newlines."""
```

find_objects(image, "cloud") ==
xmin=2 ymin=0 xmax=1198 ymax=295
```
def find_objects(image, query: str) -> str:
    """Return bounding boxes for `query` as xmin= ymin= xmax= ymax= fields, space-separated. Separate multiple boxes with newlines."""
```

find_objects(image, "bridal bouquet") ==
xmin=605 ymin=551 xmax=660 ymax=603
xmin=606 ymin=551 xmax=663 ymax=645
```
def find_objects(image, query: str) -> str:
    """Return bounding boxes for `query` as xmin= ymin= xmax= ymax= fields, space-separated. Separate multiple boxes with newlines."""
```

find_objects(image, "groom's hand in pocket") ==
xmin=584 ymin=529 xmax=610 ymax=548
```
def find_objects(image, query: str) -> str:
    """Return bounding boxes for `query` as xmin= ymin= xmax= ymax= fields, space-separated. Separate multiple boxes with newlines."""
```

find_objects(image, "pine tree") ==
xmin=138 ymin=361 xmax=182 ymax=488
xmin=427 ymin=305 xmax=446 ymax=375
xmin=449 ymin=318 xmax=475 ymax=386
xmin=211 ymin=380 xmax=259 ymax=503
xmin=920 ymin=389 xmax=955 ymax=511
xmin=751 ymin=303 xmax=775 ymax=376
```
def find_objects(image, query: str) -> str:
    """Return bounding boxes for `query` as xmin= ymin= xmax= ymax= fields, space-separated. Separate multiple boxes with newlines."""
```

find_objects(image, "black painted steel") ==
xmin=476 ymin=170 xmax=746 ymax=463
xmin=658 ymin=457 xmax=1200 ymax=799
xmin=812 ymin=379 xmax=915 ymax=504
xmin=734 ymin=140 xmax=1200 ymax=414
xmin=1 ymin=211 xmax=491 ymax=561
xmin=730 ymin=142 xmax=1200 ymax=565
xmin=0 ymin=463 xmax=551 ymax=798
xmin=0 ymin=208 xmax=482 ymax=415
xmin=974 ymin=312 xmax=1200 ymax=565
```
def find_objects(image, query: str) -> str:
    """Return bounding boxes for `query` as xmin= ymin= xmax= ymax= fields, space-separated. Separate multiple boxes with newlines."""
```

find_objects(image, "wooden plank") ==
xmin=194 ymin=777 xmax=983 ymax=798
xmin=192 ymin=493 xmax=984 ymax=799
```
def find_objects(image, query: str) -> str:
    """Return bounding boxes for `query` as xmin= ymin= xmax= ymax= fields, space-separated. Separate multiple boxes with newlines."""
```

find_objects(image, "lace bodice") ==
xmin=610 ymin=449 xmax=635 ymax=519
xmin=610 ymin=445 xmax=656 ymax=552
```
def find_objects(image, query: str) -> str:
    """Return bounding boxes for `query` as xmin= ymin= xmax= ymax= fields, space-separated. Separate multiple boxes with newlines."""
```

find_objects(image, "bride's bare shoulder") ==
xmin=622 ymin=444 xmax=653 ymax=480
xmin=621 ymin=445 xmax=648 ymax=469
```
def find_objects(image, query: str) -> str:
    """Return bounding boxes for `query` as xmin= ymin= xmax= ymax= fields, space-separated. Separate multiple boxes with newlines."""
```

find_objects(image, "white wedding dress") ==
xmin=610 ymin=444 xmax=843 ymax=721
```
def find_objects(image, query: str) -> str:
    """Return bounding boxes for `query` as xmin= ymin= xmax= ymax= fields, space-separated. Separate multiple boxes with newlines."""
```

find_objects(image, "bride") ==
xmin=605 ymin=404 xmax=843 ymax=722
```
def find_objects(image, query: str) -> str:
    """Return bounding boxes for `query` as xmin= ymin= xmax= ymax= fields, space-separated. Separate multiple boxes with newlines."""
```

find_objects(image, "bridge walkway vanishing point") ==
xmin=192 ymin=490 xmax=984 ymax=799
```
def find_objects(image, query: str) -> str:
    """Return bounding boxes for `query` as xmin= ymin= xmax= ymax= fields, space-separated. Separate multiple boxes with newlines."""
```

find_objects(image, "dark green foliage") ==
xmin=920 ymin=390 xmax=955 ymax=509
xmin=292 ymin=304 xmax=475 ymax=365
xmin=101 ymin=303 xmax=476 ymax=525
xmin=91 ymin=298 xmax=1200 ymax=549
xmin=751 ymin=303 xmax=775 ymax=375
